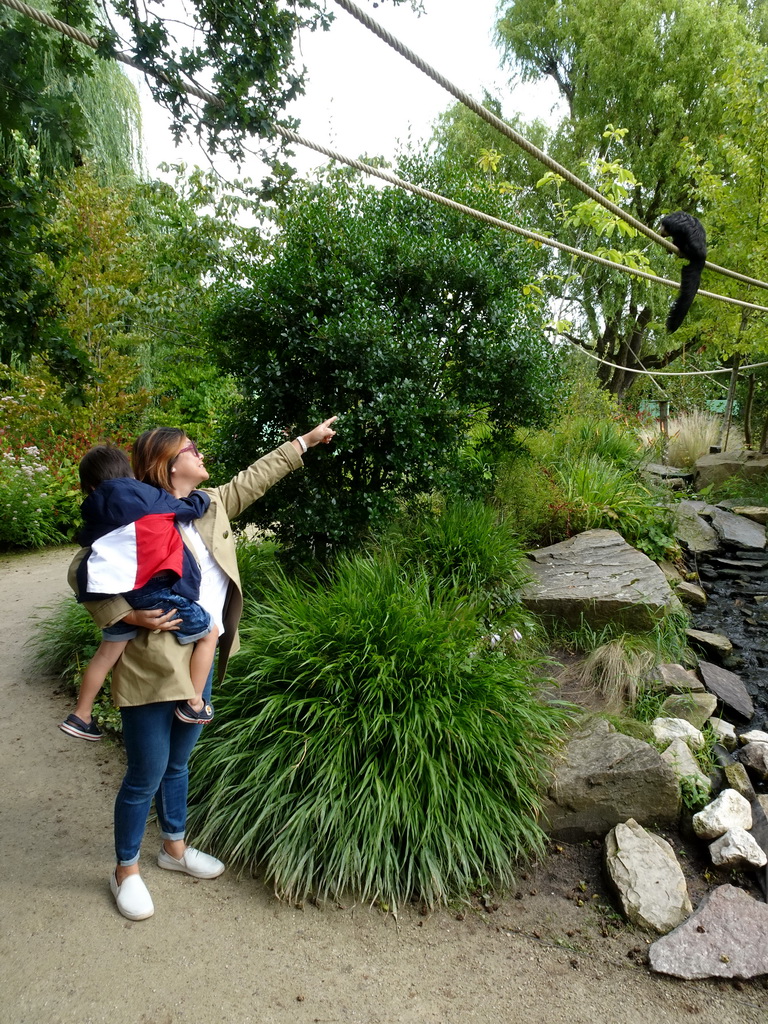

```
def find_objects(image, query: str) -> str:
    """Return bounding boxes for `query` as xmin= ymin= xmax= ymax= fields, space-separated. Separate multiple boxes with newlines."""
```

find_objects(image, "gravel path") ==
xmin=1 ymin=545 xmax=765 ymax=1024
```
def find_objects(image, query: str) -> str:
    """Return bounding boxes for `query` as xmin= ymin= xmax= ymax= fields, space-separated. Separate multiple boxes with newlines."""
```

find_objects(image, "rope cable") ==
xmin=331 ymin=0 xmax=768 ymax=294
xmin=4 ymin=0 xmax=768 ymax=328
xmin=561 ymin=341 xmax=768 ymax=376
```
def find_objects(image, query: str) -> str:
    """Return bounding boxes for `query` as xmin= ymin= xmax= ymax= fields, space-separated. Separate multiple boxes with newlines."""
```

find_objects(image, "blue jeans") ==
xmin=116 ymin=578 xmax=212 ymax=645
xmin=114 ymin=665 xmax=213 ymax=866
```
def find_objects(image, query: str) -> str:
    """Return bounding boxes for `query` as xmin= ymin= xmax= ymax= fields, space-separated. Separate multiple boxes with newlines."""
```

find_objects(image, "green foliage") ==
xmin=492 ymin=0 xmax=764 ymax=396
xmin=497 ymin=404 xmax=679 ymax=560
xmin=30 ymin=596 xmax=121 ymax=734
xmin=552 ymin=611 xmax=690 ymax=712
xmin=0 ymin=444 xmax=80 ymax=549
xmin=188 ymin=550 xmax=573 ymax=907
xmin=631 ymin=687 xmax=668 ymax=724
xmin=553 ymin=454 xmax=678 ymax=560
xmin=210 ymin=157 xmax=564 ymax=556
xmin=0 ymin=2 xmax=141 ymax=385
xmin=551 ymin=612 xmax=691 ymax=663
xmin=494 ymin=448 xmax=565 ymax=548
xmin=105 ymin=0 xmax=344 ymax=170
xmin=679 ymin=774 xmax=711 ymax=812
xmin=379 ymin=498 xmax=531 ymax=609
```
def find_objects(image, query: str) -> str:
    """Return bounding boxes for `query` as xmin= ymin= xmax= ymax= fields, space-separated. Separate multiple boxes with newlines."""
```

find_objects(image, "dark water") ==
xmin=685 ymin=548 xmax=768 ymax=730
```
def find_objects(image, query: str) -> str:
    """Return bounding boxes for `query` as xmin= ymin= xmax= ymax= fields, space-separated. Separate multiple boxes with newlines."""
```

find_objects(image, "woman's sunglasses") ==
xmin=176 ymin=442 xmax=201 ymax=458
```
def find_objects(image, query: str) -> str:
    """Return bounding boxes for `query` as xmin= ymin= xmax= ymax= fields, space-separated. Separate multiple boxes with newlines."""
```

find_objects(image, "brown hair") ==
xmin=78 ymin=445 xmax=133 ymax=493
xmin=132 ymin=428 xmax=186 ymax=492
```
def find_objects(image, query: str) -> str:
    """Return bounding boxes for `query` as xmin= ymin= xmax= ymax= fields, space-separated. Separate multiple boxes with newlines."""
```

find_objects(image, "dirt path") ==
xmin=1 ymin=546 xmax=765 ymax=1024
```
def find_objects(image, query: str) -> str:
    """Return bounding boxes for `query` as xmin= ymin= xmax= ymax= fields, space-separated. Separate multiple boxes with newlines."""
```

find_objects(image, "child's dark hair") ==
xmin=79 ymin=445 xmax=133 ymax=494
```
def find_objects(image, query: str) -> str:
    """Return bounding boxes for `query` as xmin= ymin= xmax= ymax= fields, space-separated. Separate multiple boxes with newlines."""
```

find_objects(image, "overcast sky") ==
xmin=130 ymin=0 xmax=561 ymax=182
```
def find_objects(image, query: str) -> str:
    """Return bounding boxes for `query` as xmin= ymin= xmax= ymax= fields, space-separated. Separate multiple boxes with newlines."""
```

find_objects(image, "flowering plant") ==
xmin=0 ymin=444 xmax=80 ymax=549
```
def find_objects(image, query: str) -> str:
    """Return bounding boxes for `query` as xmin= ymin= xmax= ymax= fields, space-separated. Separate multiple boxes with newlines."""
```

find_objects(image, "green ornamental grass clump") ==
xmin=188 ymin=552 xmax=572 ymax=908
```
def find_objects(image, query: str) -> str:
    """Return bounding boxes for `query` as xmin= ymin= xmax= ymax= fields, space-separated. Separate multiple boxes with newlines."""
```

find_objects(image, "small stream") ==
xmin=684 ymin=546 xmax=768 ymax=730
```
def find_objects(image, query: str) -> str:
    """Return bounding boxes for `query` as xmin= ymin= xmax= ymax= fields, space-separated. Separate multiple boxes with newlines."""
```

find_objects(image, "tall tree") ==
xmin=0 ymin=0 xmax=141 ymax=384
xmin=494 ymin=0 xmax=762 ymax=397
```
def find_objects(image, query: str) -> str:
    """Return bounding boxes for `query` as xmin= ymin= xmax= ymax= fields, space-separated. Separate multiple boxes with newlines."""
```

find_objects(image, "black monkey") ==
xmin=659 ymin=212 xmax=707 ymax=333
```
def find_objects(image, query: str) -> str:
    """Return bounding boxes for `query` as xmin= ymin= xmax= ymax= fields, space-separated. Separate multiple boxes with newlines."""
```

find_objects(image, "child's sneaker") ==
xmin=175 ymin=700 xmax=214 ymax=725
xmin=59 ymin=714 xmax=103 ymax=741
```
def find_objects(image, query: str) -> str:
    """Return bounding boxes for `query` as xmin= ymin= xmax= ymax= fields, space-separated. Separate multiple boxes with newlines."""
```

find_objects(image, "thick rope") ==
xmin=4 ymin=0 xmax=768 ymax=320
xmin=332 ymin=0 xmax=768 ymax=294
xmin=272 ymin=129 xmax=768 ymax=315
xmin=563 ymin=341 xmax=768 ymax=376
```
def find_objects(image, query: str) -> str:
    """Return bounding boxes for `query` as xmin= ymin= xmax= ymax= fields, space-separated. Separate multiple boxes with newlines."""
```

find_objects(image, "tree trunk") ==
xmin=720 ymin=357 xmax=741 ymax=451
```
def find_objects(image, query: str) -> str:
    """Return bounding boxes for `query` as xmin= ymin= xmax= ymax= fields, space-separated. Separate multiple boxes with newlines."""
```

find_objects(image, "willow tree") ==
xmin=0 ymin=0 xmax=140 ymax=383
xmin=494 ymin=0 xmax=764 ymax=397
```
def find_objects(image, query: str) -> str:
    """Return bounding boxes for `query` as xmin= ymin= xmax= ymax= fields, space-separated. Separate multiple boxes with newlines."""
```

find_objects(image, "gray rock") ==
xmin=660 ymin=739 xmax=711 ymax=796
xmin=675 ymin=581 xmax=707 ymax=606
xmin=692 ymin=789 xmax=753 ymax=839
xmin=722 ymin=762 xmax=758 ymax=800
xmin=652 ymin=663 xmax=705 ymax=694
xmin=686 ymin=630 xmax=733 ymax=659
xmin=740 ymin=729 xmax=768 ymax=745
xmin=651 ymin=717 xmax=705 ymax=749
xmin=709 ymin=828 xmax=768 ymax=869
xmin=709 ymin=717 xmax=738 ymax=751
xmin=604 ymin=819 xmax=692 ymax=934
xmin=649 ymin=884 xmax=768 ymax=979
xmin=523 ymin=530 xmax=681 ymax=630
xmin=709 ymin=506 xmax=767 ymax=551
xmin=659 ymin=692 xmax=717 ymax=730
xmin=694 ymin=451 xmax=768 ymax=492
xmin=730 ymin=505 xmax=768 ymax=524
xmin=674 ymin=501 xmax=719 ymax=554
xmin=698 ymin=661 xmax=755 ymax=721
xmin=737 ymin=742 xmax=768 ymax=781
xmin=645 ymin=464 xmax=694 ymax=479
xmin=542 ymin=718 xmax=681 ymax=841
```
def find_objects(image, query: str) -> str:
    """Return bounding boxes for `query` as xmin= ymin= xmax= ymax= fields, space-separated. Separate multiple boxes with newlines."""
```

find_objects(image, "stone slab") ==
xmin=649 ymin=885 xmax=768 ymax=979
xmin=698 ymin=661 xmax=755 ymax=721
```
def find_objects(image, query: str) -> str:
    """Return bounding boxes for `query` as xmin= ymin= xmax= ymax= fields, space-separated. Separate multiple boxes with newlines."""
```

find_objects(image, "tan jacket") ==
xmin=68 ymin=442 xmax=302 ymax=707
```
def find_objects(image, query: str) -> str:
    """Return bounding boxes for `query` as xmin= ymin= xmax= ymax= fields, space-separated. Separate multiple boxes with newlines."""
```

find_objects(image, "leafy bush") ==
xmin=494 ymin=449 xmax=566 ymax=547
xmin=0 ymin=444 xmax=80 ymax=549
xmin=208 ymin=158 xmax=564 ymax=557
xmin=498 ymin=410 xmax=677 ymax=559
xmin=188 ymin=551 xmax=573 ymax=907
xmin=553 ymin=455 xmax=679 ymax=561
xmin=30 ymin=597 xmax=121 ymax=734
xmin=379 ymin=499 xmax=531 ymax=611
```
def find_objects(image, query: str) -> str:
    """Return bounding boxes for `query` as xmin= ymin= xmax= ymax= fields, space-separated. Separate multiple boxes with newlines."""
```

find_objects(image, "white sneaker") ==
xmin=157 ymin=845 xmax=225 ymax=879
xmin=110 ymin=870 xmax=154 ymax=920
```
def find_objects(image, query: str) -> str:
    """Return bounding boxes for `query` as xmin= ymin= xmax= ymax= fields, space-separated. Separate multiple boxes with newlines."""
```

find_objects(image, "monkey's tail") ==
xmin=666 ymin=259 xmax=704 ymax=333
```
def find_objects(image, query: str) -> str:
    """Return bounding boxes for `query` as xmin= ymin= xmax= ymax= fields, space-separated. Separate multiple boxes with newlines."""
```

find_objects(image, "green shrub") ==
xmin=188 ymin=552 xmax=573 ymax=907
xmin=31 ymin=597 xmax=121 ymax=734
xmin=0 ymin=445 xmax=80 ymax=549
xmin=494 ymin=450 xmax=566 ymax=547
xmin=553 ymin=455 xmax=679 ymax=561
xmin=380 ymin=498 xmax=531 ymax=608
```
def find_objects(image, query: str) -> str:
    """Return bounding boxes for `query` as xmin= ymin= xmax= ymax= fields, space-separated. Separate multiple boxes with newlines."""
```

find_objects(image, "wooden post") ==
xmin=720 ymin=357 xmax=740 ymax=451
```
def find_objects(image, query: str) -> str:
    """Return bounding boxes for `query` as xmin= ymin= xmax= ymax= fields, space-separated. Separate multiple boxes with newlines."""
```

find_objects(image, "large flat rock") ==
xmin=523 ymin=529 xmax=681 ymax=630
xmin=649 ymin=885 xmax=768 ymax=979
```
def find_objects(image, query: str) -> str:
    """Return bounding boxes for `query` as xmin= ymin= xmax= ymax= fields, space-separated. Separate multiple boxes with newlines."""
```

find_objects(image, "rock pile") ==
xmin=526 ymin=521 xmax=768 ymax=979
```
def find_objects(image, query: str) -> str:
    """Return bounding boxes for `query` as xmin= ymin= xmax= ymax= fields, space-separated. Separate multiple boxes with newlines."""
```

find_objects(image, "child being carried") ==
xmin=59 ymin=445 xmax=218 ymax=740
